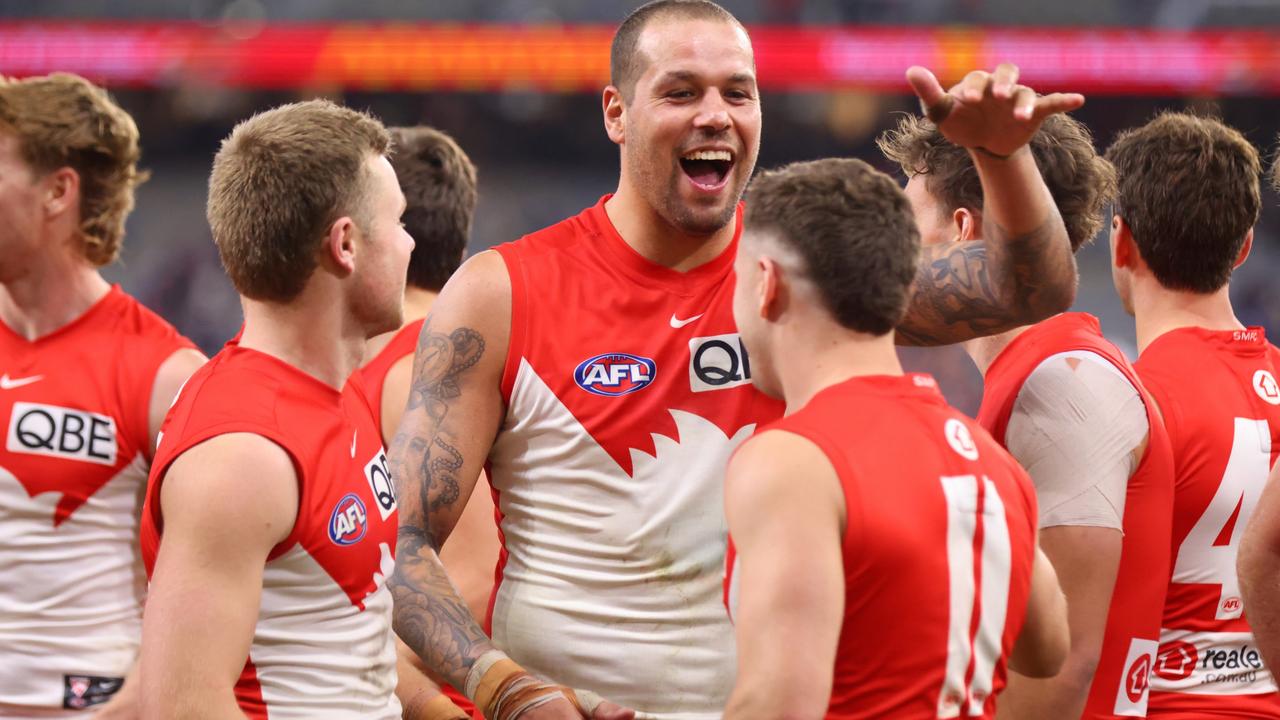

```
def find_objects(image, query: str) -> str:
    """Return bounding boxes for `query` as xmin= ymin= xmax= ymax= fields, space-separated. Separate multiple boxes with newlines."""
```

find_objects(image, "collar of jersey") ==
xmin=0 ymin=283 xmax=123 ymax=346
xmin=586 ymin=194 xmax=739 ymax=297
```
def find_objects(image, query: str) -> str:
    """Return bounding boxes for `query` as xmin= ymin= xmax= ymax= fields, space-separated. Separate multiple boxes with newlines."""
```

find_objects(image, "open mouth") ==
xmin=679 ymin=149 xmax=734 ymax=192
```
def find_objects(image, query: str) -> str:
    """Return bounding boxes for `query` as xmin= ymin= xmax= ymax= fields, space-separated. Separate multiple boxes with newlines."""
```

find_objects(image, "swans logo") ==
xmin=329 ymin=493 xmax=368 ymax=546
xmin=574 ymin=353 xmax=656 ymax=397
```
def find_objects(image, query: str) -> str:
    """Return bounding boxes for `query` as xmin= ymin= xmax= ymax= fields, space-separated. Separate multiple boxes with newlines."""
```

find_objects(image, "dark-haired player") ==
xmin=1108 ymin=113 xmax=1280 ymax=717
xmin=883 ymin=112 xmax=1176 ymax=719
xmin=722 ymin=156 xmax=1067 ymax=720
xmin=387 ymin=1 xmax=1083 ymax=716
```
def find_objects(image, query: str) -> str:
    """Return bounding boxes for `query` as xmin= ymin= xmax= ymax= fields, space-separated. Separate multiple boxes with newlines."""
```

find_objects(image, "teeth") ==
xmin=683 ymin=150 xmax=732 ymax=162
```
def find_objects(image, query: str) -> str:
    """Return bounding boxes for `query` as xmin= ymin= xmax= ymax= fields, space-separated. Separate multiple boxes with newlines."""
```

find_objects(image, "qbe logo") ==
xmin=6 ymin=402 xmax=117 ymax=466
xmin=329 ymin=493 xmax=368 ymax=546
xmin=574 ymin=353 xmax=656 ymax=397
xmin=364 ymin=451 xmax=397 ymax=521
xmin=689 ymin=334 xmax=752 ymax=393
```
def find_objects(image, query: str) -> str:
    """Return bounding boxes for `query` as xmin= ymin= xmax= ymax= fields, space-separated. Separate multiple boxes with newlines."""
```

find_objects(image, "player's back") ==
xmin=0 ymin=285 xmax=195 ymax=712
xmin=737 ymin=373 xmax=1038 ymax=719
xmin=141 ymin=345 xmax=401 ymax=719
xmin=1136 ymin=326 xmax=1280 ymax=717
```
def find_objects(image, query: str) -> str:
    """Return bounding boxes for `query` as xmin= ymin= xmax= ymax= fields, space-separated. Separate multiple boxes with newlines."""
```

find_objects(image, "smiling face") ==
xmin=618 ymin=16 xmax=760 ymax=236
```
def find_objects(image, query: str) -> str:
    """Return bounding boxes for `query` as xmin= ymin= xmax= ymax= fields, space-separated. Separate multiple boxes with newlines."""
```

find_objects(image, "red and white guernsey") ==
xmin=1136 ymin=326 xmax=1280 ymax=718
xmin=0 ymin=285 xmax=195 ymax=712
xmin=359 ymin=317 xmax=424 ymax=440
xmin=724 ymin=374 xmax=1038 ymax=719
xmin=977 ymin=312 xmax=1175 ymax=718
xmin=141 ymin=345 xmax=401 ymax=719
xmin=489 ymin=196 xmax=784 ymax=718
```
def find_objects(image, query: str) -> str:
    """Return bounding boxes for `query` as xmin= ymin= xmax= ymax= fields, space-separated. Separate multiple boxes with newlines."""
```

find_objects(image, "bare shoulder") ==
xmin=726 ymin=430 xmax=841 ymax=505
xmin=160 ymin=432 xmax=298 ymax=548
xmin=148 ymin=347 xmax=209 ymax=454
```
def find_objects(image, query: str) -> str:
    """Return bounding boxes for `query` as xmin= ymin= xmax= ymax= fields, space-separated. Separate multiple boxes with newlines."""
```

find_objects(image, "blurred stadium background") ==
xmin=5 ymin=0 xmax=1280 ymax=413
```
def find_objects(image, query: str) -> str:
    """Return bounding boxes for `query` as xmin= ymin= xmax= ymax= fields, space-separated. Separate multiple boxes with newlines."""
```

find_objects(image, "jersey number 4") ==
xmin=937 ymin=474 xmax=1012 ymax=719
xmin=1172 ymin=417 xmax=1272 ymax=620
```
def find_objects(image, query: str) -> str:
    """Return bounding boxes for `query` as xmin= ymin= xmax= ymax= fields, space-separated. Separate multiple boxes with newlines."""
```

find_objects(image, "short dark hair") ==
xmin=1105 ymin=112 xmax=1260 ymax=293
xmin=1270 ymin=136 xmax=1280 ymax=194
xmin=878 ymin=113 xmax=1115 ymax=253
xmin=208 ymin=100 xmax=390 ymax=302
xmin=610 ymin=0 xmax=746 ymax=102
xmin=745 ymin=158 xmax=920 ymax=336
xmin=388 ymin=126 xmax=477 ymax=292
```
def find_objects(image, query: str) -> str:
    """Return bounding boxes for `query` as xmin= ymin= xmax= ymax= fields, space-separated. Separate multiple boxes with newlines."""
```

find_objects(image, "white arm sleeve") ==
xmin=1004 ymin=351 xmax=1149 ymax=531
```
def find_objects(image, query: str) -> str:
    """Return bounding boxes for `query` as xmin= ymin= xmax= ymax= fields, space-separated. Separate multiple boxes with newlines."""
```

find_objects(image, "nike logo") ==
xmin=669 ymin=313 xmax=704 ymax=329
xmin=350 ymin=430 xmax=358 ymax=458
xmin=0 ymin=373 xmax=43 ymax=390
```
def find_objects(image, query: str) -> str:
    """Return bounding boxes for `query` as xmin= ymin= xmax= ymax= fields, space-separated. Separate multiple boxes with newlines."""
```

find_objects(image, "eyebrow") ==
xmin=654 ymin=70 xmax=756 ymax=85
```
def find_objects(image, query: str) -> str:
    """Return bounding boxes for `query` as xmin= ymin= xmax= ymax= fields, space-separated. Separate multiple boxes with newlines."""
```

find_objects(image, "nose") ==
xmin=693 ymin=91 xmax=732 ymax=133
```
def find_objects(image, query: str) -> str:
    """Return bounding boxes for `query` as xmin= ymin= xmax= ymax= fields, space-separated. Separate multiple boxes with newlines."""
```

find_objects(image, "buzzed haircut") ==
xmin=1105 ymin=112 xmax=1260 ymax=294
xmin=0 ymin=72 xmax=148 ymax=267
xmin=878 ymin=113 xmax=1116 ymax=253
xmin=610 ymin=0 xmax=746 ymax=102
xmin=745 ymin=158 xmax=920 ymax=336
xmin=388 ymin=126 xmax=477 ymax=292
xmin=207 ymin=100 xmax=390 ymax=303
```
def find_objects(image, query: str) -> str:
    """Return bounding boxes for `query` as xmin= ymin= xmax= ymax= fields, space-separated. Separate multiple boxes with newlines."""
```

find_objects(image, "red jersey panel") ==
xmin=141 ymin=345 xmax=401 ymax=719
xmin=1136 ymin=326 xmax=1280 ymax=718
xmin=358 ymin=318 xmax=424 ymax=441
xmin=487 ymin=196 xmax=784 ymax=718
xmin=0 ymin=285 xmax=194 ymax=710
xmin=727 ymin=374 xmax=1037 ymax=719
xmin=977 ymin=312 xmax=1175 ymax=718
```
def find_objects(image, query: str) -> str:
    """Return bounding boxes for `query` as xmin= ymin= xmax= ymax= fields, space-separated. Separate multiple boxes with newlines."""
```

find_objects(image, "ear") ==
xmin=1111 ymin=215 xmax=1137 ymax=270
xmin=43 ymin=167 xmax=79 ymax=220
xmin=1234 ymin=228 xmax=1253 ymax=269
xmin=603 ymin=85 xmax=626 ymax=145
xmin=757 ymin=256 xmax=783 ymax=321
xmin=952 ymin=206 xmax=980 ymax=243
xmin=323 ymin=216 xmax=359 ymax=277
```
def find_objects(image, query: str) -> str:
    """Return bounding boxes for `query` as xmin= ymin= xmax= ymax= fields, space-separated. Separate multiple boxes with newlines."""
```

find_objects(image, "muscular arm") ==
xmin=897 ymin=148 xmax=1076 ymax=346
xmin=1008 ymin=543 xmax=1070 ymax=680
xmin=1239 ymin=462 xmax=1280 ymax=674
xmin=140 ymin=433 xmax=298 ymax=719
xmin=724 ymin=431 xmax=846 ymax=720
xmin=388 ymin=250 xmax=510 ymax=689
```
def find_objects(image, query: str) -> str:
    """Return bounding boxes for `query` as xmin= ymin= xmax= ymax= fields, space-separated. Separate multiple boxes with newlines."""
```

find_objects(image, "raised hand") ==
xmin=906 ymin=63 xmax=1084 ymax=158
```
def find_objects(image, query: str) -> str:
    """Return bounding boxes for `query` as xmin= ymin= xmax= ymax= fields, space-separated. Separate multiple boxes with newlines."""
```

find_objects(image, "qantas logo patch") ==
xmin=574 ymin=353 xmax=656 ymax=397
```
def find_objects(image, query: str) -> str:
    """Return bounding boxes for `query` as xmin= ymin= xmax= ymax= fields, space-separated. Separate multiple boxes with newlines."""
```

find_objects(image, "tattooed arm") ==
xmin=387 ymin=250 xmax=510 ymax=690
xmin=896 ymin=64 xmax=1080 ymax=346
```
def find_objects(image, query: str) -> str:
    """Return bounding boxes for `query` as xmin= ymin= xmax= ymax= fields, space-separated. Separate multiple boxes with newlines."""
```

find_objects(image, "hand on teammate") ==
xmin=520 ymin=694 xmax=635 ymax=720
xmin=906 ymin=63 xmax=1085 ymax=158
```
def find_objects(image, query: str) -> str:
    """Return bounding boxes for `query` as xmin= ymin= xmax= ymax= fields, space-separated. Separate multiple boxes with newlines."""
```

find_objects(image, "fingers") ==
xmin=959 ymin=70 xmax=991 ymax=103
xmin=992 ymin=62 xmax=1019 ymax=99
xmin=905 ymin=65 xmax=953 ymax=124
xmin=590 ymin=700 xmax=637 ymax=720
xmin=1031 ymin=92 xmax=1087 ymax=121
xmin=1013 ymin=86 xmax=1037 ymax=121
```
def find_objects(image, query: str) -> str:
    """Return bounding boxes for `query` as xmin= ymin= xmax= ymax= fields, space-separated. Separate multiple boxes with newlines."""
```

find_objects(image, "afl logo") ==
xmin=329 ymin=493 xmax=368 ymax=546
xmin=574 ymin=353 xmax=656 ymax=397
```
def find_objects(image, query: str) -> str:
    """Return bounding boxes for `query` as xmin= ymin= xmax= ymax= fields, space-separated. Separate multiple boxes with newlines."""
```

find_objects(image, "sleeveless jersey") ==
xmin=724 ymin=373 xmax=1038 ymax=719
xmin=977 ymin=312 xmax=1175 ymax=718
xmin=0 ymin=285 xmax=195 ymax=711
xmin=358 ymin=318 xmax=424 ymax=441
xmin=489 ymin=195 xmax=785 ymax=719
xmin=358 ymin=316 xmax=477 ymax=715
xmin=1136 ymin=326 xmax=1280 ymax=718
xmin=140 ymin=345 xmax=401 ymax=719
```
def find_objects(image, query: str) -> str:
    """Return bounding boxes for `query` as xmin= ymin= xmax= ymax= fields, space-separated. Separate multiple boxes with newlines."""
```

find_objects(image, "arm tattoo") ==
xmin=388 ymin=320 xmax=494 ymax=689
xmin=897 ymin=218 xmax=1073 ymax=346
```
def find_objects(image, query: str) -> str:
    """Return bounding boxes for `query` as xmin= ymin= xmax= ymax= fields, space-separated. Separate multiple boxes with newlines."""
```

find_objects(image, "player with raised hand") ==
xmin=882 ymin=110 xmax=1177 ymax=719
xmin=139 ymin=100 xmax=413 ymax=718
xmin=722 ymin=156 xmax=1068 ymax=720
xmin=0 ymin=72 xmax=204 ymax=718
xmin=1107 ymin=113 xmax=1280 ymax=717
xmin=386 ymin=1 xmax=1081 ymax=716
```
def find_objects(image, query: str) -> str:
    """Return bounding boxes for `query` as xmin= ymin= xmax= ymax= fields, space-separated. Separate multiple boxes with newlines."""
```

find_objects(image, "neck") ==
xmin=775 ymin=321 xmax=904 ymax=414
xmin=0 ymin=244 xmax=110 ymax=340
xmin=604 ymin=182 xmax=737 ymax=272
xmin=1132 ymin=279 xmax=1241 ymax=354
xmin=963 ymin=324 xmax=1036 ymax=376
xmin=402 ymin=286 xmax=438 ymax=323
xmin=238 ymin=284 xmax=367 ymax=391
